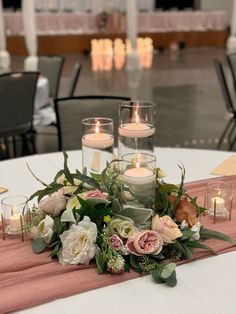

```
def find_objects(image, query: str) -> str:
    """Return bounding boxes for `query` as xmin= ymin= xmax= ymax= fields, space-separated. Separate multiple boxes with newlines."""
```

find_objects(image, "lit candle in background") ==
xmin=119 ymin=104 xmax=155 ymax=138
xmin=8 ymin=205 xmax=22 ymax=232
xmin=82 ymin=120 xmax=114 ymax=149
xmin=211 ymin=190 xmax=225 ymax=214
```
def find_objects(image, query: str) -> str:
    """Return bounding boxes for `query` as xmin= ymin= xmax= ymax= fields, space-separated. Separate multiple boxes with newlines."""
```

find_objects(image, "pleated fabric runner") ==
xmin=1 ymin=175 xmax=236 ymax=314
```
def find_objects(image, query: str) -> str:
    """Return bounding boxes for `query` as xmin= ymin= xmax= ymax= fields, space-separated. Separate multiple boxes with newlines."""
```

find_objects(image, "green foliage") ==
xmin=75 ymin=196 xmax=112 ymax=229
xmin=200 ymin=228 xmax=236 ymax=245
xmin=151 ymin=263 xmax=177 ymax=287
xmin=32 ymin=238 xmax=47 ymax=253
xmin=95 ymin=252 xmax=107 ymax=274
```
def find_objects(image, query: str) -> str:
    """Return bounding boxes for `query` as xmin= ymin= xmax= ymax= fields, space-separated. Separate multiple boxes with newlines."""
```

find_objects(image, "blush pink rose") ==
xmin=127 ymin=230 xmax=163 ymax=256
xmin=39 ymin=188 xmax=66 ymax=216
xmin=83 ymin=190 xmax=109 ymax=200
xmin=108 ymin=234 xmax=124 ymax=251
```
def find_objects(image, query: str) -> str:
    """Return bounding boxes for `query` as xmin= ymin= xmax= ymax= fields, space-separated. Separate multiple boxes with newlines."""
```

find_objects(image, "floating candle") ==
xmin=82 ymin=133 xmax=114 ymax=149
xmin=82 ymin=120 xmax=114 ymax=149
xmin=123 ymin=166 xmax=155 ymax=185
xmin=119 ymin=124 xmax=155 ymax=138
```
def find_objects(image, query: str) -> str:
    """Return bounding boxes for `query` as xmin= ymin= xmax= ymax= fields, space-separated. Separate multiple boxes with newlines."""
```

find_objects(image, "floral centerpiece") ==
xmin=26 ymin=152 xmax=236 ymax=287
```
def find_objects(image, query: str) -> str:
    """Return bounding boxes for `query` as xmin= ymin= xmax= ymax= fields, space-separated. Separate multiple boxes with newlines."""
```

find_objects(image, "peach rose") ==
xmin=127 ymin=230 xmax=163 ymax=256
xmin=151 ymin=214 xmax=182 ymax=244
xmin=174 ymin=196 xmax=198 ymax=227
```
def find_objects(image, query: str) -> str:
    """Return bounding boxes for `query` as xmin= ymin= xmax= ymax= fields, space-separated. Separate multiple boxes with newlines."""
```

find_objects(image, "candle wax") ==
xmin=119 ymin=123 xmax=155 ymax=138
xmin=82 ymin=133 xmax=114 ymax=149
xmin=123 ymin=167 xmax=155 ymax=185
xmin=8 ymin=213 xmax=22 ymax=232
xmin=211 ymin=196 xmax=225 ymax=213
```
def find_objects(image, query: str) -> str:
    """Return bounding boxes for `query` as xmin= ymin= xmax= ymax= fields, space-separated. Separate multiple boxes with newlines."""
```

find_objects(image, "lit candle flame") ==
xmin=135 ymin=110 xmax=140 ymax=124
xmin=136 ymin=160 xmax=140 ymax=168
xmin=95 ymin=121 xmax=100 ymax=133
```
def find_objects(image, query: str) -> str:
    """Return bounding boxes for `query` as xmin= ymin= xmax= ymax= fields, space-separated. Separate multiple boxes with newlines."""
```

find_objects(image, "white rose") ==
xmin=191 ymin=222 xmax=201 ymax=241
xmin=39 ymin=188 xmax=66 ymax=216
xmin=58 ymin=216 xmax=97 ymax=266
xmin=30 ymin=215 xmax=54 ymax=244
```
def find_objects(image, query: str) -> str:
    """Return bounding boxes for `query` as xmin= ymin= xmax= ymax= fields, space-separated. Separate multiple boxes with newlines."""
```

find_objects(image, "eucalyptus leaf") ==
xmin=161 ymin=263 xmax=176 ymax=279
xmin=32 ymin=238 xmax=47 ymax=253
xmin=151 ymin=268 xmax=165 ymax=284
xmin=165 ymin=271 xmax=177 ymax=287
xmin=61 ymin=208 xmax=76 ymax=224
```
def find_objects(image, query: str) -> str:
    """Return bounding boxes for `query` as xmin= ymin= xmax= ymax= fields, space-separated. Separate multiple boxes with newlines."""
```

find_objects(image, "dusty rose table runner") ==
xmin=1 ymin=176 xmax=236 ymax=314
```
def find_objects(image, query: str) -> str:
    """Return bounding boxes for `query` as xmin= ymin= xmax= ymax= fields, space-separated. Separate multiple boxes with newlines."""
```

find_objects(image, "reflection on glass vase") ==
xmin=120 ymin=153 xmax=156 ymax=227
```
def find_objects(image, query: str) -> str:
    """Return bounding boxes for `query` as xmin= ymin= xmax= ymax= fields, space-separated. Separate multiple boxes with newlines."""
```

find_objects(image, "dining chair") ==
xmin=227 ymin=53 xmax=236 ymax=91
xmin=214 ymin=60 xmax=236 ymax=150
xmin=54 ymin=95 xmax=131 ymax=151
xmin=66 ymin=62 xmax=82 ymax=98
xmin=38 ymin=55 xmax=65 ymax=99
xmin=0 ymin=72 xmax=39 ymax=158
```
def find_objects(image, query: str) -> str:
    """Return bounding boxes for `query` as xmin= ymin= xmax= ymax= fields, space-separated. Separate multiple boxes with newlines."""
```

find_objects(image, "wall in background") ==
xmin=200 ymin=0 xmax=233 ymax=24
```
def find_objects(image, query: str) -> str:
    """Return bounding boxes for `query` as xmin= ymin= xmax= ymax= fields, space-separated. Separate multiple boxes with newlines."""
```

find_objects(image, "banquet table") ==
xmin=3 ymin=10 xmax=227 ymax=36
xmin=1 ymin=147 xmax=236 ymax=314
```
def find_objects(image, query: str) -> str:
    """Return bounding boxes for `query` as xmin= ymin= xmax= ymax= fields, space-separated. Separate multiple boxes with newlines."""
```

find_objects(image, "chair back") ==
xmin=66 ymin=62 xmax=82 ymax=98
xmin=38 ymin=56 xmax=64 ymax=98
xmin=227 ymin=53 xmax=236 ymax=90
xmin=214 ymin=60 xmax=236 ymax=114
xmin=55 ymin=95 xmax=131 ymax=151
xmin=0 ymin=72 xmax=39 ymax=136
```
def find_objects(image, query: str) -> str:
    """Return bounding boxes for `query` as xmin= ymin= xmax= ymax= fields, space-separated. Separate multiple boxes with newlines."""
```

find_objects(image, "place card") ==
xmin=211 ymin=155 xmax=236 ymax=176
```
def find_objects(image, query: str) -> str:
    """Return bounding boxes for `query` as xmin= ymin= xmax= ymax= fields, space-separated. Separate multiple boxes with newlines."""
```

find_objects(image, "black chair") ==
xmin=54 ymin=95 xmax=131 ymax=151
xmin=38 ymin=55 xmax=64 ymax=100
xmin=227 ymin=53 xmax=236 ymax=91
xmin=214 ymin=60 xmax=236 ymax=150
xmin=66 ymin=62 xmax=82 ymax=98
xmin=0 ymin=72 xmax=39 ymax=158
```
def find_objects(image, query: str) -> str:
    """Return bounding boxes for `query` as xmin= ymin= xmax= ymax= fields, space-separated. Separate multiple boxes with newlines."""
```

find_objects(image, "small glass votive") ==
xmin=121 ymin=153 xmax=156 ymax=209
xmin=1 ymin=195 xmax=28 ymax=236
xmin=118 ymin=100 xmax=156 ymax=157
xmin=207 ymin=181 xmax=231 ymax=218
xmin=82 ymin=117 xmax=114 ymax=175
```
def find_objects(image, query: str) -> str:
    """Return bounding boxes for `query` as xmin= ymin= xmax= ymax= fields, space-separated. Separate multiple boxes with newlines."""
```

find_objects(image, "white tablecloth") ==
xmin=0 ymin=147 xmax=235 ymax=314
xmin=3 ymin=10 xmax=227 ymax=36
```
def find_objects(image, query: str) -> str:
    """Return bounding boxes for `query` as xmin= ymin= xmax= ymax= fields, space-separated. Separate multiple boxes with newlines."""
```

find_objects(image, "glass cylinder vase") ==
xmin=82 ymin=117 xmax=114 ymax=175
xmin=121 ymin=153 xmax=156 ymax=209
xmin=118 ymin=100 xmax=155 ymax=157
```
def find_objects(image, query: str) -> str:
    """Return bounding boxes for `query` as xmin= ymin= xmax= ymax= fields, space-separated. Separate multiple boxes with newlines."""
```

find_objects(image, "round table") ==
xmin=1 ymin=147 xmax=236 ymax=314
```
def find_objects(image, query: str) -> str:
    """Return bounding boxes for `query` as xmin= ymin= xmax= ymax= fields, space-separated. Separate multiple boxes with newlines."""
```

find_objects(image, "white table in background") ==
xmin=0 ymin=147 xmax=235 ymax=314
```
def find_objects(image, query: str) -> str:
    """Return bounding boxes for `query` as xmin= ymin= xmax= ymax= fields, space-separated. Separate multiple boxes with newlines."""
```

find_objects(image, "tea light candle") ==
xmin=8 ymin=213 xmax=22 ymax=232
xmin=123 ymin=167 xmax=155 ymax=185
xmin=211 ymin=196 xmax=225 ymax=213
xmin=119 ymin=124 xmax=155 ymax=138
